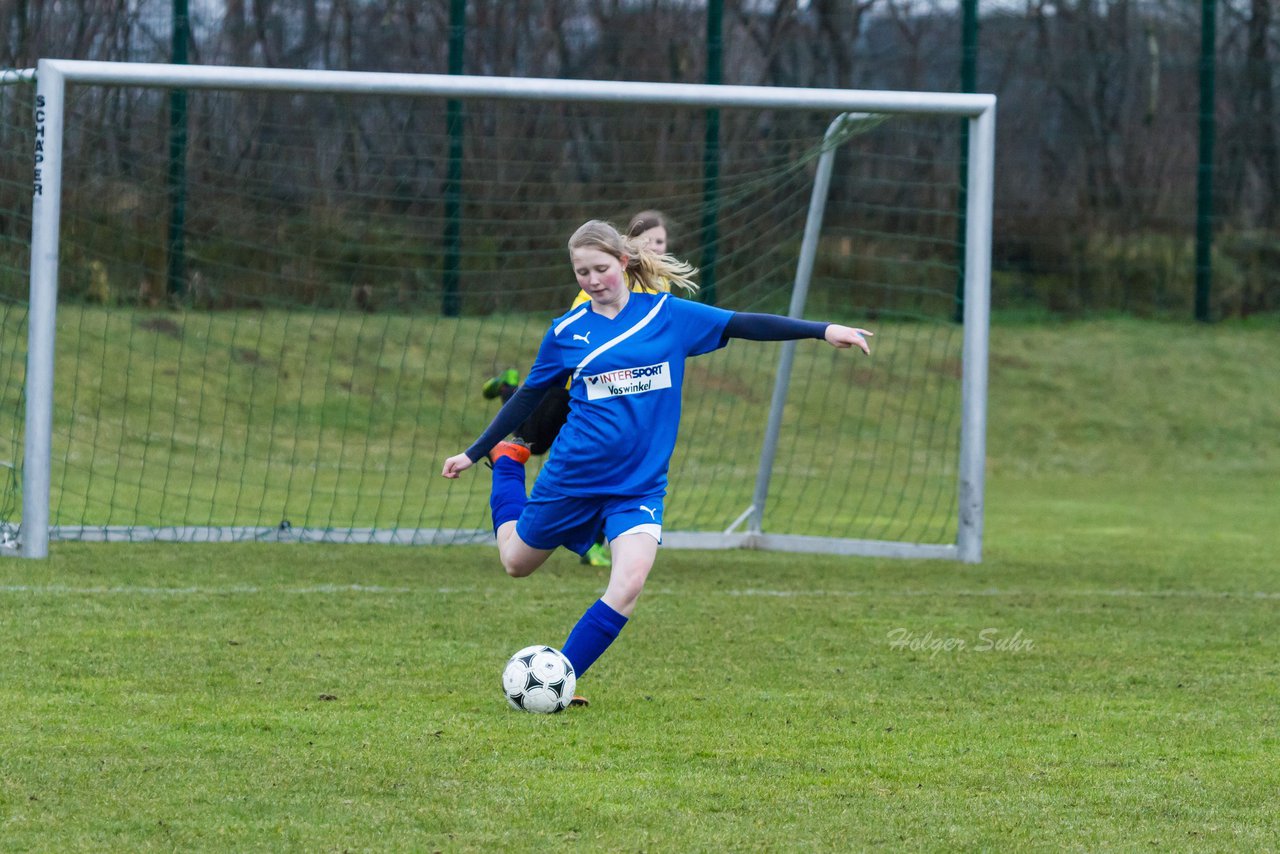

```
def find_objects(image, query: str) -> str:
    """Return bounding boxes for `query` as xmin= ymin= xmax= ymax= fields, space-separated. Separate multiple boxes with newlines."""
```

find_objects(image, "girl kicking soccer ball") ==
xmin=478 ymin=210 xmax=676 ymax=569
xmin=442 ymin=219 xmax=871 ymax=705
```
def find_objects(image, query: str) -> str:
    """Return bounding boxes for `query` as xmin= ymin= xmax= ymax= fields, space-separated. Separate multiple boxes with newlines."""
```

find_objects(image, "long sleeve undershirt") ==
xmin=722 ymin=312 xmax=829 ymax=342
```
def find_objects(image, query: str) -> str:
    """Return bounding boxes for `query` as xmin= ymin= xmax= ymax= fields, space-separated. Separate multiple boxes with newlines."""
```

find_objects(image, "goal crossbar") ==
xmin=18 ymin=59 xmax=995 ymax=562
xmin=36 ymin=59 xmax=995 ymax=114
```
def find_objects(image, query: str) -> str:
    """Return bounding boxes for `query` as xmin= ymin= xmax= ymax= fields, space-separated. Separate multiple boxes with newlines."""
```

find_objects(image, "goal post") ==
xmin=745 ymin=109 xmax=990 ymax=563
xmin=7 ymin=59 xmax=994 ymax=561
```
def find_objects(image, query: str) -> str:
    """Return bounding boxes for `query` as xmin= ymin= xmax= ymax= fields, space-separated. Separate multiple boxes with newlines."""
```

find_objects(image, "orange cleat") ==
xmin=488 ymin=439 xmax=531 ymax=466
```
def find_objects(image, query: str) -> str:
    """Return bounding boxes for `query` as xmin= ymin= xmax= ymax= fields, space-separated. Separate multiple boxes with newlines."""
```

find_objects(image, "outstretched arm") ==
xmin=723 ymin=312 xmax=872 ymax=355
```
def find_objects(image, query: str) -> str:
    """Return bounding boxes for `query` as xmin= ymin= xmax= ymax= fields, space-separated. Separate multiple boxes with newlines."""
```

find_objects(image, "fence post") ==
xmin=699 ymin=0 xmax=723 ymax=306
xmin=953 ymin=0 xmax=978 ymax=324
xmin=443 ymin=0 xmax=466 ymax=317
xmin=166 ymin=0 xmax=190 ymax=298
xmin=1195 ymin=0 xmax=1216 ymax=322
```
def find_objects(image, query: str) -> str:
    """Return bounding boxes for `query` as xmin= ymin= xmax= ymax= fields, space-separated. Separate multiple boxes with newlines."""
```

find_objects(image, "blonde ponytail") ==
xmin=568 ymin=220 xmax=699 ymax=295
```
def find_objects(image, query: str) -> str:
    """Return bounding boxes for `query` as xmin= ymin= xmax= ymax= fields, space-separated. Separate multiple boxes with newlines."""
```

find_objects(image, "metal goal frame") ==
xmin=16 ymin=59 xmax=995 ymax=561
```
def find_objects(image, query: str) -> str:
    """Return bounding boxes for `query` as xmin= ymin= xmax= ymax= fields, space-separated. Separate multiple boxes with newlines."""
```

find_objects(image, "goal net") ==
xmin=0 ymin=61 xmax=992 ymax=561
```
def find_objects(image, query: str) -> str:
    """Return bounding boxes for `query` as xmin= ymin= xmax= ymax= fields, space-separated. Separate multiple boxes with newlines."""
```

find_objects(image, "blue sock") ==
xmin=489 ymin=456 xmax=527 ymax=534
xmin=561 ymin=599 xmax=628 ymax=678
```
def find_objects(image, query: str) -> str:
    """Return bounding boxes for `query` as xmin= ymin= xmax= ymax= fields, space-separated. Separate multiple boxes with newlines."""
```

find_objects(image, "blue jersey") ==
xmin=523 ymin=291 xmax=733 ymax=498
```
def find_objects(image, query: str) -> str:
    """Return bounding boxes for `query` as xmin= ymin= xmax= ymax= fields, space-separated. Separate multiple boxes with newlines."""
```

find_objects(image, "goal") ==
xmin=0 ymin=60 xmax=994 ymax=561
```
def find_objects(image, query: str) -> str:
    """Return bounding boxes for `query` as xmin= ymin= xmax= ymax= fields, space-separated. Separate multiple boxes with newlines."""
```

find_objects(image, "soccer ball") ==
xmin=501 ymin=645 xmax=576 ymax=713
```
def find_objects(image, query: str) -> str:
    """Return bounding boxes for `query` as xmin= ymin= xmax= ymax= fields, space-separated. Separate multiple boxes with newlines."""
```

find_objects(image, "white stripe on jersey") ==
xmin=571 ymin=293 xmax=669 ymax=381
xmin=553 ymin=306 xmax=590 ymax=336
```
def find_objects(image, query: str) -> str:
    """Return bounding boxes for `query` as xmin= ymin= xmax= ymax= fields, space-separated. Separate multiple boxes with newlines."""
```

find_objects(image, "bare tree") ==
xmin=731 ymin=0 xmax=804 ymax=87
xmin=1240 ymin=0 xmax=1278 ymax=227
xmin=812 ymin=0 xmax=880 ymax=89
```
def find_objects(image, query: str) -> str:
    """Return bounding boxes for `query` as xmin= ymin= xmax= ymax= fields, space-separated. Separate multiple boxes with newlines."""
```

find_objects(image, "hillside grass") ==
xmin=5 ymin=309 xmax=1275 ymax=546
xmin=7 ymin=305 xmax=972 ymax=541
xmin=986 ymin=315 xmax=1280 ymax=476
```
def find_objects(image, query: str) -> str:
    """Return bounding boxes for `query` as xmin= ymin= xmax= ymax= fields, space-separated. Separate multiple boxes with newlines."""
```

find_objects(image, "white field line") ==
xmin=0 ymin=585 xmax=1278 ymax=600
xmin=717 ymin=587 xmax=1280 ymax=600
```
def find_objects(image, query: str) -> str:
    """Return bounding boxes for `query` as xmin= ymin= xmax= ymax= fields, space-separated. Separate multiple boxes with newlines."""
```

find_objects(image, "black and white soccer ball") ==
xmin=501 ymin=645 xmax=576 ymax=713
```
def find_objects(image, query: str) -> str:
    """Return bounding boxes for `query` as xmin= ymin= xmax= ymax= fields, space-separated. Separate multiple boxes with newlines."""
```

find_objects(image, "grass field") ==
xmin=1 ymin=318 xmax=1278 ymax=850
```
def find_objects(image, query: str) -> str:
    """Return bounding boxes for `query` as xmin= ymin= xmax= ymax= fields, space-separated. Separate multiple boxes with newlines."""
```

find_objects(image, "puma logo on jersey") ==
xmin=640 ymin=505 xmax=657 ymax=520
xmin=572 ymin=331 xmax=591 ymax=344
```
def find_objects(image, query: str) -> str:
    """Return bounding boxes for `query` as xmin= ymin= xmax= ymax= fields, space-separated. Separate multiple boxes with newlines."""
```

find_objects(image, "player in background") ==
xmin=479 ymin=211 xmax=672 ymax=568
xmin=443 ymin=219 xmax=871 ymax=706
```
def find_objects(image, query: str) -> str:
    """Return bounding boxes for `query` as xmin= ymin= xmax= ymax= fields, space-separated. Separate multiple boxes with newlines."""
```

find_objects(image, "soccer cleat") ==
xmin=488 ymin=439 xmax=531 ymax=466
xmin=580 ymin=542 xmax=611 ymax=567
xmin=568 ymin=694 xmax=590 ymax=708
xmin=481 ymin=368 xmax=520 ymax=400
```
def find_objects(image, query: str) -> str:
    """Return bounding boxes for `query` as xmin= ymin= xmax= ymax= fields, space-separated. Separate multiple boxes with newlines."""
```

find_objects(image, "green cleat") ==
xmin=481 ymin=368 xmax=520 ymax=400
xmin=581 ymin=542 xmax=611 ymax=567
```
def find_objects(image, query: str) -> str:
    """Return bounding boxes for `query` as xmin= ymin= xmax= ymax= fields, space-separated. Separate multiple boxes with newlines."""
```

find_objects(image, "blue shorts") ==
xmin=515 ymin=492 xmax=664 ymax=556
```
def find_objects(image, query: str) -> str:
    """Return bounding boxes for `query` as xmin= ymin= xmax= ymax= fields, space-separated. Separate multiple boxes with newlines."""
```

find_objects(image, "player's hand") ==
xmin=825 ymin=325 xmax=873 ymax=355
xmin=442 ymin=453 xmax=474 ymax=479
